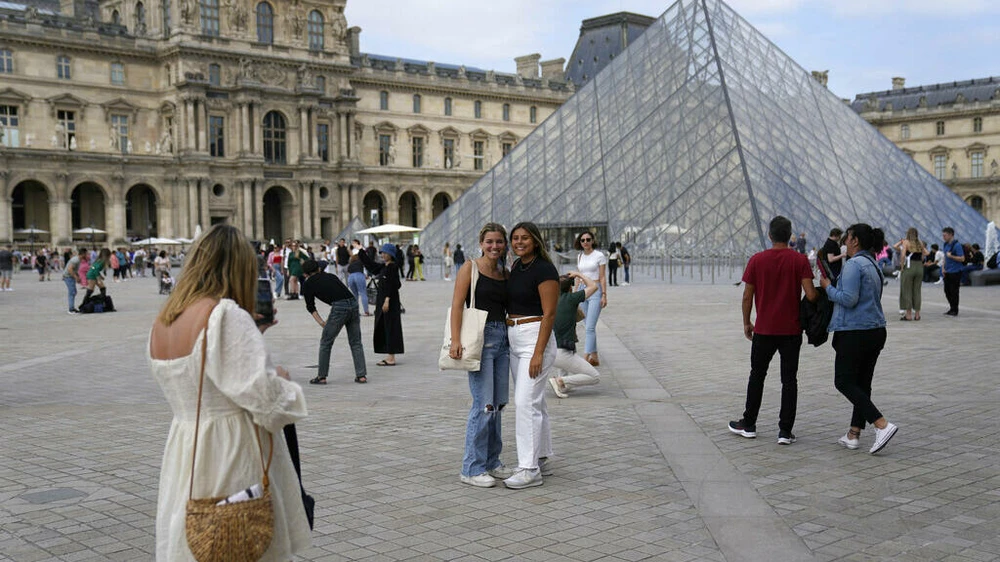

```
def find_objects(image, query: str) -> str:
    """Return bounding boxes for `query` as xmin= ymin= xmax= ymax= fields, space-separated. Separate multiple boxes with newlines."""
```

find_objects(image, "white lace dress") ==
xmin=150 ymin=299 xmax=311 ymax=561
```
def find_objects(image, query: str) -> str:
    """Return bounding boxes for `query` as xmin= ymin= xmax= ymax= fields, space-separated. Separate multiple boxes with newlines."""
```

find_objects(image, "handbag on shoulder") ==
xmin=185 ymin=324 xmax=275 ymax=562
xmin=438 ymin=262 xmax=489 ymax=371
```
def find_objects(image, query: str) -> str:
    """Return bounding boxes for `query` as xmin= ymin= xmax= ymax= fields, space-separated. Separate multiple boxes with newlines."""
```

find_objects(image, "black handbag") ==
xmin=282 ymin=424 xmax=315 ymax=530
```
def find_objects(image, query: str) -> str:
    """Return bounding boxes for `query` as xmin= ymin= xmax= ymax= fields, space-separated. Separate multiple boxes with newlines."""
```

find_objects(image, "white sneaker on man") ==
xmin=870 ymin=422 xmax=898 ymax=454
xmin=837 ymin=432 xmax=860 ymax=450
xmin=487 ymin=464 xmax=514 ymax=480
xmin=504 ymin=468 xmax=542 ymax=489
xmin=460 ymin=473 xmax=496 ymax=488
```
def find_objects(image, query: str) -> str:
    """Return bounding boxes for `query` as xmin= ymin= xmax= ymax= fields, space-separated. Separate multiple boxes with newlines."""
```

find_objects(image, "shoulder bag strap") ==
xmin=468 ymin=259 xmax=480 ymax=310
xmin=188 ymin=308 xmax=273 ymax=501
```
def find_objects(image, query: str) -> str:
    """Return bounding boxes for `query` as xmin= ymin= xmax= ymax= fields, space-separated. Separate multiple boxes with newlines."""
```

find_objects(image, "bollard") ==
xmin=668 ymin=255 xmax=672 ymax=283
xmin=711 ymin=256 xmax=715 ymax=284
xmin=699 ymin=256 xmax=704 ymax=281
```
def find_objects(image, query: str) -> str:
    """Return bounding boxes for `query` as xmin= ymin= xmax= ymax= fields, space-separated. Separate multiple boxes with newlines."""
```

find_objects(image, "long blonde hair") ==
xmin=906 ymin=227 xmax=924 ymax=254
xmin=156 ymin=224 xmax=257 ymax=325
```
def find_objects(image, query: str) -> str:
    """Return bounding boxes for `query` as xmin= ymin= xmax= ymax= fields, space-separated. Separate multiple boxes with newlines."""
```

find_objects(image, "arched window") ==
xmin=111 ymin=9 xmax=120 ymax=24
xmin=135 ymin=2 xmax=146 ymax=31
xmin=308 ymin=10 xmax=324 ymax=51
xmin=263 ymin=111 xmax=286 ymax=164
xmin=256 ymin=2 xmax=274 ymax=44
xmin=162 ymin=0 xmax=171 ymax=37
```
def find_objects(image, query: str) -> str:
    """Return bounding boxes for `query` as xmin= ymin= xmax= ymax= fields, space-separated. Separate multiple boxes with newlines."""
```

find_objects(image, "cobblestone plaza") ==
xmin=1 ymin=269 xmax=998 ymax=561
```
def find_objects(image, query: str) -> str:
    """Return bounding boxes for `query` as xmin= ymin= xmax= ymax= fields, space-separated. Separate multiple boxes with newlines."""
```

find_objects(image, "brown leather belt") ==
xmin=506 ymin=316 xmax=542 ymax=326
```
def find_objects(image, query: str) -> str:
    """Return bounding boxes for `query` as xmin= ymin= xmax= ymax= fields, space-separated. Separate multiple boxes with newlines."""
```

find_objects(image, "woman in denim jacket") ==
xmin=820 ymin=224 xmax=899 ymax=455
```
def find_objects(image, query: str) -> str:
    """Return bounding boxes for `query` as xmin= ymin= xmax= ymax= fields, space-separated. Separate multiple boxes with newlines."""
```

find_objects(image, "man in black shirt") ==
xmin=817 ymin=228 xmax=844 ymax=282
xmin=335 ymin=239 xmax=351 ymax=279
xmin=301 ymin=259 xmax=368 ymax=384
xmin=453 ymin=244 xmax=466 ymax=269
xmin=960 ymin=243 xmax=985 ymax=286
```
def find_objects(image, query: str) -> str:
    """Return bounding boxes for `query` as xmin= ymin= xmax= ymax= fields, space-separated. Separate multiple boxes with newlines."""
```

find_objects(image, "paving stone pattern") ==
xmin=0 ymin=268 xmax=997 ymax=561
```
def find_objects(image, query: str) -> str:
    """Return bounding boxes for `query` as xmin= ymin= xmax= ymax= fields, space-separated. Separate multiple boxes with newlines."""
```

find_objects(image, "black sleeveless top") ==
xmin=466 ymin=275 xmax=507 ymax=323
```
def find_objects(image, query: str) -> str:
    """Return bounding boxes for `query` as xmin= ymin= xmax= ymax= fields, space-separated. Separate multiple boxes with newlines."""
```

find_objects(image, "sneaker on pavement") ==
xmin=538 ymin=457 xmax=554 ymax=476
xmin=460 ymin=473 xmax=496 ymax=488
xmin=838 ymin=432 xmax=860 ymax=450
xmin=777 ymin=431 xmax=796 ymax=445
xmin=548 ymin=377 xmax=568 ymax=398
xmin=870 ymin=422 xmax=898 ymax=454
xmin=487 ymin=464 xmax=514 ymax=480
xmin=728 ymin=419 xmax=757 ymax=438
xmin=67 ymin=309 xmax=78 ymax=315
xmin=504 ymin=468 xmax=542 ymax=489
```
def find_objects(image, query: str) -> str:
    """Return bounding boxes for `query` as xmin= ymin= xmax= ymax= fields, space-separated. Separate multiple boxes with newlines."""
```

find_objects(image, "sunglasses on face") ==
xmin=580 ymin=238 xmax=593 ymax=242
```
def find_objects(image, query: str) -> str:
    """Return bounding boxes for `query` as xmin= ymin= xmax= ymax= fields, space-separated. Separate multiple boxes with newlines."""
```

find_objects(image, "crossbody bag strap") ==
xmin=188 ymin=308 xmax=273 ymax=500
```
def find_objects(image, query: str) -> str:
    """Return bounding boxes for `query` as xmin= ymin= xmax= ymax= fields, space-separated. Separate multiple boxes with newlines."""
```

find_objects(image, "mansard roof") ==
xmin=852 ymin=76 xmax=1000 ymax=113
xmin=565 ymin=11 xmax=656 ymax=88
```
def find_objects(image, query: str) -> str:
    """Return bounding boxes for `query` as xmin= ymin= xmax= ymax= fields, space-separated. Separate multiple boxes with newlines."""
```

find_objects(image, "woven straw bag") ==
xmin=185 ymin=321 xmax=275 ymax=562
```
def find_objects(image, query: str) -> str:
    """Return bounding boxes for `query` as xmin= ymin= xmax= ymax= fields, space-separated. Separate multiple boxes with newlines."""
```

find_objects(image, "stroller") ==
xmin=158 ymin=270 xmax=174 ymax=294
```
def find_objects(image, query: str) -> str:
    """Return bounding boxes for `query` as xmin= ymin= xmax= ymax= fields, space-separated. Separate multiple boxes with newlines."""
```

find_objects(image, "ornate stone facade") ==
xmin=852 ymin=76 xmax=1000 ymax=225
xmin=0 ymin=0 xmax=570 ymax=245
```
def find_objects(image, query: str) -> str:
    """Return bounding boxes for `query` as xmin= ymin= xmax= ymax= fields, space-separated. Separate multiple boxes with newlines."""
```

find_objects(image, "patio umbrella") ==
xmin=14 ymin=227 xmax=48 ymax=254
xmin=73 ymin=227 xmax=107 ymax=235
xmin=356 ymin=224 xmax=423 ymax=235
xmin=131 ymin=237 xmax=182 ymax=246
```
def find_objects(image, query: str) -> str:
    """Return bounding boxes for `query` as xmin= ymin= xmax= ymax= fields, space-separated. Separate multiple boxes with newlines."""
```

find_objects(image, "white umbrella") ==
xmin=131 ymin=237 xmax=182 ymax=246
xmin=73 ymin=227 xmax=106 ymax=235
xmin=174 ymin=237 xmax=194 ymax=244
xmin=356 ymin=223 xmax=423 ymax=235
xmin=14 ymin=227 xmax=49 ymax=235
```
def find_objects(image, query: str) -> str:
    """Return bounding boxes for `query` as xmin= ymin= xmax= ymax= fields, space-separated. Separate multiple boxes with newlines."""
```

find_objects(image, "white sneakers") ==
xmin=487 ymin=464 xmax=514 ymax=480
xmin=548 ymin=377 xmax=568 ymax=398
xmin=837 ymin=423 xmax=898 ymax=454
xmin=837 ymin=432 xmax=860 ymax=450
xmin=460 ymin=473 xmax=496 ymax=488
xmin=870 ymin=422 xmax=898 ymax=454
xmin=504 ymin=468 xmax=543 ymax=489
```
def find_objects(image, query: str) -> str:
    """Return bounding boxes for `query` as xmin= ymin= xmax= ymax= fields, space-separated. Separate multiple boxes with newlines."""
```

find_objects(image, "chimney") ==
xmin=515 ymin=54 xmax=541 ymax=79
xmin=539 ymin=58 xmax=566 ymax=80
xmin=892 ymin=77 xmax=905 ymax=90
xmin=347 ymin=27 xmax=362 ymax=58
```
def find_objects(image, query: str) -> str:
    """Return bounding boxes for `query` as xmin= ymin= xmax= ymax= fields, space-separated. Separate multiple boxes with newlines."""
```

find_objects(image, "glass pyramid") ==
xmin=420 ymin=0 xmax=988 ymax=259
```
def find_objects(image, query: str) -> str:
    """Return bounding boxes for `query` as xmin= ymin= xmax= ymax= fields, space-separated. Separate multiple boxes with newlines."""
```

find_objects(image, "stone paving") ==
xmin=0 ymin=265 xmax=998 ymax=561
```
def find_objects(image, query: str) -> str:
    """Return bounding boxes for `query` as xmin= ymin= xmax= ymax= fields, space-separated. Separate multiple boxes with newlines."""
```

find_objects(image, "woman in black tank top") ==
xmin=450 ymin=223 xmax=512 ymax=488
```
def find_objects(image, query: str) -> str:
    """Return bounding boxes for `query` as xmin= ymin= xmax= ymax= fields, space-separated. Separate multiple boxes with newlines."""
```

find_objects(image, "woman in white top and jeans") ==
xmin=574 ymin=231 xmax=608 ymax=366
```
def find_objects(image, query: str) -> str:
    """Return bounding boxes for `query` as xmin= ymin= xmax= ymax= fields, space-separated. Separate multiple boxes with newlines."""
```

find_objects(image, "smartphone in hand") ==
xmin=255 ymin=277 xmax=274 ymax=325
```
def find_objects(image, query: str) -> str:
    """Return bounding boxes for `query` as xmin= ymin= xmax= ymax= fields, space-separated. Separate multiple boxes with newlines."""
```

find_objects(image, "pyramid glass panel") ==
xmin=419 ymin=0 xmax=988 ymax=261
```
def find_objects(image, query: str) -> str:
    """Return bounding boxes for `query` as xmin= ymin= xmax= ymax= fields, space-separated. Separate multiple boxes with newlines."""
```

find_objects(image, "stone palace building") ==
xmin=852 ymin=76 xmax=1000 ymax=225
xmin=0 ymin=0 xmax=571 ymax=245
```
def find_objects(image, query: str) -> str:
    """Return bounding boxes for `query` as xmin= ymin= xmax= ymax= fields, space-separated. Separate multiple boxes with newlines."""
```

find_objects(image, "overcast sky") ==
xmin=344 ymin=0 xmax=1000 ymax=100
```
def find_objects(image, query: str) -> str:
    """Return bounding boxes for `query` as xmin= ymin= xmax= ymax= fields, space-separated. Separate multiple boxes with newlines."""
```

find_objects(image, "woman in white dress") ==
xmin=148 ymin=224 xmax=311 ymax=561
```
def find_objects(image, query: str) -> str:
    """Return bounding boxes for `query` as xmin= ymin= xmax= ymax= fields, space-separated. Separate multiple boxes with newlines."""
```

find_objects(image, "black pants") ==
xmin=943 ymin=272 xmax=961 ymax=313
xmin=608 ymin=264 xmax=618 ymax=286
xmin=742 ymin=333 xmax=801 ymax=433
xmin=833 ymin=328 xmax=886 ymax=429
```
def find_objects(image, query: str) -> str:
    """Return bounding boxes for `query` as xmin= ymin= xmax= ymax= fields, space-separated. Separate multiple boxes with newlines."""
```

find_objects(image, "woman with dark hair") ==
xmin=820 ymin=224 xmax=899 ymax=454
xmin=359 ymin=243 xmax=404 ymax=365
xmin=450 ymin=223 xmax=511 ymax=488
xmin=83 ymin=248 xmax=112 ymax=305
xmin=574 ymin=230 xmax=608 ymax=366
xmin=504 ymin=222 xmax=560 ymax=489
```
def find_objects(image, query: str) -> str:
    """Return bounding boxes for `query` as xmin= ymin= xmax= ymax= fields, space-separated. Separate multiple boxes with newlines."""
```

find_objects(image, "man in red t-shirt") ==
xmin=729 ymin=216 xmax=818 ymax=444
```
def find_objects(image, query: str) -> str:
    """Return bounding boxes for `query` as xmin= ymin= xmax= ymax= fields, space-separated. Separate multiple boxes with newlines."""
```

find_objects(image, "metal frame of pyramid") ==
xmin=419 ymin=0 xmax=988 ymax=259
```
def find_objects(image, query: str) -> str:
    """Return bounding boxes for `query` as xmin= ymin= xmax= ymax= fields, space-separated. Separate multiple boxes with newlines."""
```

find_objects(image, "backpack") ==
xmin=799 ymin=289 xmax=832 ymax=347
xmin=80 ymin=294 xmax=116 ymax=314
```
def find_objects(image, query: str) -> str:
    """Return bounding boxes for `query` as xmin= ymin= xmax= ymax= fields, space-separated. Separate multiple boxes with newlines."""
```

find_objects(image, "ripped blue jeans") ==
xmin=462 ymin=321 xmax=510 ymax=477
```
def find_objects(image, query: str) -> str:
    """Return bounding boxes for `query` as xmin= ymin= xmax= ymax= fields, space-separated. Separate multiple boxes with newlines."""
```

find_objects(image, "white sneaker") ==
xmin=538 ymin=457 xmax=554 ymax=476
xmin=838 ymin=432 xmax=860 ymax=450
xmin=504 ymin=468 xmax=542 ymax=489
xmin=548 ymin=377 xmax=568 ymax=398
xmin=621 ymin=282 xmax=630 ymax=286
xmin=870 ymin=422 xmax=898 ymax=454
xmin=460 ymin=473 xmax=496 ymax=488
xmin=487 ymin=464 xmax=514 ymax=480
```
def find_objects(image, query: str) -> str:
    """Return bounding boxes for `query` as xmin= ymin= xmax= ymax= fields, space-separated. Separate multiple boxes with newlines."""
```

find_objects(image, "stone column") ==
xmin=312 ymin=185 xmax=320 ymax=239
xmin=185 ymin=98 xmax=196 ymax=152
xmin=199 ymin=178 xmax=210 ymax=229
xmin=351 ymin=183 xmax=362 ymax=223
xmin=188 ymin=179 xmax=198 ymax=234
xmin=158 ymin=202 xmax=173 ymax=239
xmin=241 ymin=181 xmax=254 ymax=236
xmin=173 ymin=178 xmax=187 ymax=239
xmin=387 ymin=188 xmax=399 ymax=225
xmin=340 ymin=183 xmax=350 ymax=227
xmin=299 ymin=182 xmax=312 ymax=240
xmin=337 ymin=112 xmax=347 ymax=161
xmin=0 ymin=171 xmax=10 ymax=243
xmin=421 ymin=188 xmax=433 ymax=228
xmin=110 ymin=195 xmax=126 ymax=244
xmin=254 ymin=181 xmax=264 ymax=239
xmin=198 ymin=99 xmax=209 ymax=153
xmin=240 ymin=103 xmax=250 ymax=155
xmin=252 ymin=104 xmax=262 ymax=156
xmin=347 ymin=112 xmax=357 ymax=160
xmin=299 ymin=106 xmax=309 ymax=162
